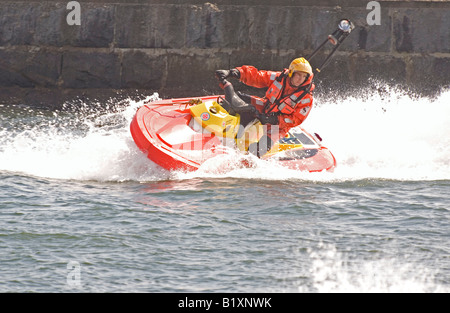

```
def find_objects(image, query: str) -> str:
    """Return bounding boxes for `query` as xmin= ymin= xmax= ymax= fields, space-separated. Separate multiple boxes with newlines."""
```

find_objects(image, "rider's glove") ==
xmin=215 ymin=69 xmax=240 ymax=81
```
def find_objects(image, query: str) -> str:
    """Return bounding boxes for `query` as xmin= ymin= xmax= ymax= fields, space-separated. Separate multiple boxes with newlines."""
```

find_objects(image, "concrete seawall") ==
xmin=0 ymin=0 xmax=449 ymax=107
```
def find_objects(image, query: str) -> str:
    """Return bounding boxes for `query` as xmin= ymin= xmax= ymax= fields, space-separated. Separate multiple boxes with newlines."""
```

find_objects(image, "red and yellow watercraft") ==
xmin=128 ymin=19 xmax=358 ymax=173
xmin=130 ymin=91 xmax=336 ymax=173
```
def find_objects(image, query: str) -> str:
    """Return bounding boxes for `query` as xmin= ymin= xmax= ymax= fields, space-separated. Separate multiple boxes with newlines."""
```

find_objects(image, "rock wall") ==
xmin=0 ymin=0 xmax=449 ymax=107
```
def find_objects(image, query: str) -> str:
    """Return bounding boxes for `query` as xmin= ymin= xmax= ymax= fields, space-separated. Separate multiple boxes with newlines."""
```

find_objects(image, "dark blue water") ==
xmin=1 ymin=90 xmax=449 ymax=292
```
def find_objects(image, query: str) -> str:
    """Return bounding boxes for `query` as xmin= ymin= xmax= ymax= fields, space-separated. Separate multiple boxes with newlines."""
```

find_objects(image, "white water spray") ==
xmin=298 ymin=242 xmax=448 ymax=293
xmin=0 ymin=94 xmax=166 ymax=181
xmin=0 ymin=88 xmax=449 ymax=182
xmin=302 ymin=88 xmax=450 ymax=181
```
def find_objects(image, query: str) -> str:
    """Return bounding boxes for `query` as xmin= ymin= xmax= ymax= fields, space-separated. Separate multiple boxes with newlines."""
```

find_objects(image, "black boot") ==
xmin=247 ymin=135 xmax=274 ymax=158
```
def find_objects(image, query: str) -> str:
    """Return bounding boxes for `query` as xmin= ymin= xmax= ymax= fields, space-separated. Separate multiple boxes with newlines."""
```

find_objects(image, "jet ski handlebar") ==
xmin=218 ymin=79 xmax=262 ymax=118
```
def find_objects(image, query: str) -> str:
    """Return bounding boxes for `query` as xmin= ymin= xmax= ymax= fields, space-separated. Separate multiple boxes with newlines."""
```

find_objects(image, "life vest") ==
xmin=263 ymin=69 xmax=314 ymax=115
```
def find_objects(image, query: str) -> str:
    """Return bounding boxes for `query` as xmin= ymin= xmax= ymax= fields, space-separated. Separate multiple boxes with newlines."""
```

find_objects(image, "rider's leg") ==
xmin=247 ymin=134 xmax=274 ymax=158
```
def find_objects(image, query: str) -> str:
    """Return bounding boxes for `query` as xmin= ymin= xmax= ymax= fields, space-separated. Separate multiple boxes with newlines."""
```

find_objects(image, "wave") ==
xmin=0 ymin=87 xmax=449 ymax=182
xmin=302 ymin=87 xmax=450 ymax=181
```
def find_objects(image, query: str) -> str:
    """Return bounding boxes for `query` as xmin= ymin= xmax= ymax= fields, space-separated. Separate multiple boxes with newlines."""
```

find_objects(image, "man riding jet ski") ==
xmin=215 ymin=57 xmax=315 ymax=157
xmin=129 ymin=19 xmax=353 ymax=172
xmin=214 ymin=19 xmax=354 ymax=158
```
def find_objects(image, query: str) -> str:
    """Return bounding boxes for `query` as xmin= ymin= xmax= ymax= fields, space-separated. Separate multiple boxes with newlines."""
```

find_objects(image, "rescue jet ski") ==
xmin=130 ymin=82 xmax=336 ymax=172
xmin=129 ymin=19 xmax=354 ymax=173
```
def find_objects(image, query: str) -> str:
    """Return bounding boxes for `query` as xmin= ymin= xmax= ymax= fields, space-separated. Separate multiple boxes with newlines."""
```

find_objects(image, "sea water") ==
xmin=0 ymin=87 xmax=449 ymax=292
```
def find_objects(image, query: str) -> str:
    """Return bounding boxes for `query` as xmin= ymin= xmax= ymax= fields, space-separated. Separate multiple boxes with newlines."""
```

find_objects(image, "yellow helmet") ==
xmin=288 ymin=57 xmax=313 ymax=77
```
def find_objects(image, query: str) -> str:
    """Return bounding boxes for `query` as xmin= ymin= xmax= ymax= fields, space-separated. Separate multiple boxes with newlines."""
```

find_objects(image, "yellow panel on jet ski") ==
xmin=190 ymin=100 xmax=240 ymax=138
xmin=265 ymin=132 xmax=304 ymax=157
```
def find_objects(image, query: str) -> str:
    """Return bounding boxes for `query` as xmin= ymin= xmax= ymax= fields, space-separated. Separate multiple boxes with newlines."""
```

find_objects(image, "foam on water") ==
xmin=0 ymin=94 xmax=167 ymax=182
xmin=298 ymin=242 xmax=448 ymax=293
xmin=0 ymin=87 xmax=449 ymax=182
xmin=302 ymin=87 xmax=450 ymax=181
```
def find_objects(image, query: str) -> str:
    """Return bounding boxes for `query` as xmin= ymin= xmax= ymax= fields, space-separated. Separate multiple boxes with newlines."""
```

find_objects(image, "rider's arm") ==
xmin=236 ymin=66 xmax=280 ymax=89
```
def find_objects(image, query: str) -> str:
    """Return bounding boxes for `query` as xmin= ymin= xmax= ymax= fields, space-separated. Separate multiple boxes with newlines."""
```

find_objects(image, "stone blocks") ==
xmin=0 ymin=0 xmax=449 ymax=105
